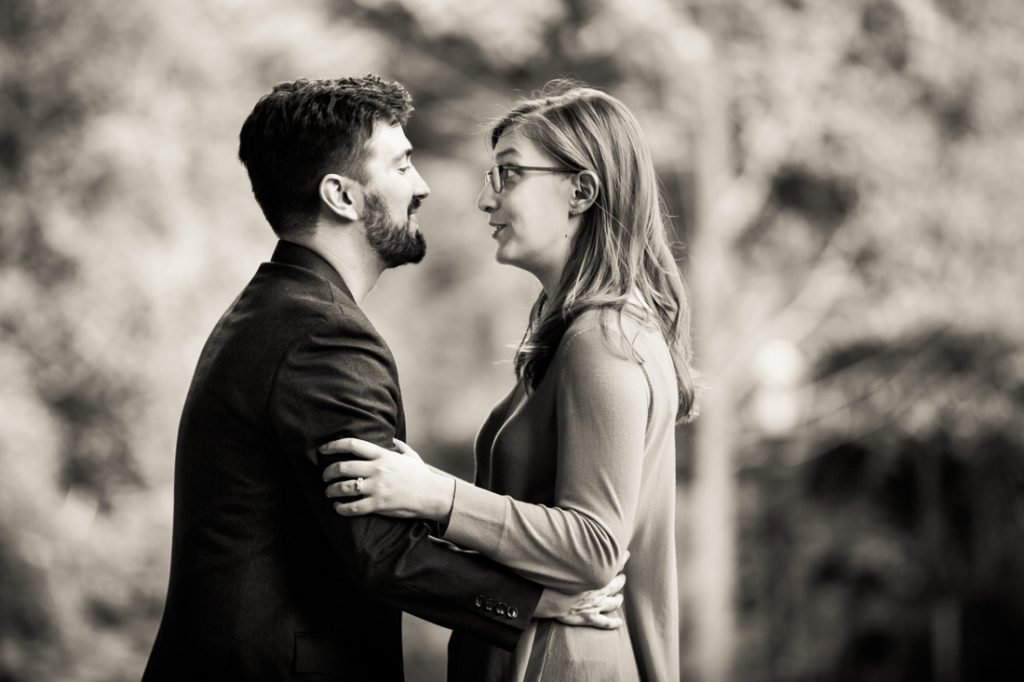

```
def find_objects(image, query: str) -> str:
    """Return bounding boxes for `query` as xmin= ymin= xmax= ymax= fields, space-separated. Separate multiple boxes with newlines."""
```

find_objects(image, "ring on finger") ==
xmin=354 ymin=477 xmax=364 ymax=495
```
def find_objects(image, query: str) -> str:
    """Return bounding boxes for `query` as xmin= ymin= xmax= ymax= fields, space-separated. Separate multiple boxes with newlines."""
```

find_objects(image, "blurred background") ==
xmin=2 ymin=0 xmax=1023 ymax=680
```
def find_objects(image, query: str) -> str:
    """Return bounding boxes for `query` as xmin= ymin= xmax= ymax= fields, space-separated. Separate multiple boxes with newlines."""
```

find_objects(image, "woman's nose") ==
xmin=477 ymin=181 xmax=497 ymax=213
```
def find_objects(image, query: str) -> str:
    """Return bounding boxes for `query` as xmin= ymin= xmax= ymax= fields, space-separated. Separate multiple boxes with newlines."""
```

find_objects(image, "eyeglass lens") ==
xmin=485 ymin=166 xmax=502 ymax=193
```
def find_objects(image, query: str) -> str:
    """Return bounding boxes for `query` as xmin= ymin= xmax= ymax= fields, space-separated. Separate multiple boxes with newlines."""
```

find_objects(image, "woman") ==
xmin=322 ymin=81 xmax=697 ymax=681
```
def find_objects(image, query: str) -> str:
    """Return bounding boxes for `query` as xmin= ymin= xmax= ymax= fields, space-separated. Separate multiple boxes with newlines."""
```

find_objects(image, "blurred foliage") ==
xmin=1 ymin=0 xmax=1022 ymax=680
xmin=738 ymin=329 xmax=1024 ymax=680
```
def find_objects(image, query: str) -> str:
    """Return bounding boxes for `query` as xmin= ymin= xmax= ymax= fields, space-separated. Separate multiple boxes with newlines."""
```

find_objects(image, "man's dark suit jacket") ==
xmin=142 ymin=241 xmax=542 ymax=681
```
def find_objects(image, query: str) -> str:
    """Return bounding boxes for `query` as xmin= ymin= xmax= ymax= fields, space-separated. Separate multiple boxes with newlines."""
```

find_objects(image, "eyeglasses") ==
xmin=483 ymin=164 xmax=578 ymax=193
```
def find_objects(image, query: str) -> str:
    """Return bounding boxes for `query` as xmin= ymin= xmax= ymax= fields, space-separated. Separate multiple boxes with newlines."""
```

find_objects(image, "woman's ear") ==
xmin=319 ymin=174 xmax=363 ymax=222
xmin=569 ymin=170 xmax=600 ymax=216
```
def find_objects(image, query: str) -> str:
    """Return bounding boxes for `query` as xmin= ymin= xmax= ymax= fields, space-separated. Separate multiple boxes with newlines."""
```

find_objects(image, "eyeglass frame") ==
xmin=483 ymin=164 xmax=579 ymax=194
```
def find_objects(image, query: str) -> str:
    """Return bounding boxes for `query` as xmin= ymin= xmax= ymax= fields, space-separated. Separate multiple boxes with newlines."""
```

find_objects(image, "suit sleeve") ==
xmin=442 ymin=327 xmax=649 ymax=593
xmin=268 ymin=314 xmax=541 ymax=650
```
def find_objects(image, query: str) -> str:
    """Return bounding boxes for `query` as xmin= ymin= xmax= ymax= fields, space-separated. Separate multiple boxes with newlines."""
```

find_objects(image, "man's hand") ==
xmin=534 ymin=573 xmax=626 ymax=629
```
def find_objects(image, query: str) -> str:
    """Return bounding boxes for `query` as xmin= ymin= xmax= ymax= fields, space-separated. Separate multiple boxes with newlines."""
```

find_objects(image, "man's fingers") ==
xmin=318 ymin=437 xmax=385 ymax=460
xmin=558 ymin=612 xmax=623 ymax=630
xmin=589 ymin=613 xmax=623 ymax=630
xmin=600 ymin=573 xmax=627 ymax=597
xmin=322 ymin=460 xmax=375 ymax=482
xmin=572 ymin=591 xmax=623 ymax=615
xmin=595 ymin=593 xmax=623 ymax=614
xmin=566 ymin=573 xmax=625 ymax=611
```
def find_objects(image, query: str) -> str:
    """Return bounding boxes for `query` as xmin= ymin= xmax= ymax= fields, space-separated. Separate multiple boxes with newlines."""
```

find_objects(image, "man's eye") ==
xmin=398 ymin=166 xmax=411 ymax=174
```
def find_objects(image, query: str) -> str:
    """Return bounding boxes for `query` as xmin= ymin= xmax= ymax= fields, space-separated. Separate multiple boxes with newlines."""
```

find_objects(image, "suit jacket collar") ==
xmin=270 ymin=240 xmax=355 ymax=302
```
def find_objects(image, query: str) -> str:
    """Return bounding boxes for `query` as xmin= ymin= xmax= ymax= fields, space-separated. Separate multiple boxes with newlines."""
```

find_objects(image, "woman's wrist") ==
xmin=423 ymin=472 xmax=456 ymax=523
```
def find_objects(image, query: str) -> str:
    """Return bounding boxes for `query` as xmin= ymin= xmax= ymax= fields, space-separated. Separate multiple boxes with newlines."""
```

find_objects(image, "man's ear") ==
xmin=569 ymin=170 xmax=600 ymax=216
xmin=319 ymin=174 xmax=363 ymax=222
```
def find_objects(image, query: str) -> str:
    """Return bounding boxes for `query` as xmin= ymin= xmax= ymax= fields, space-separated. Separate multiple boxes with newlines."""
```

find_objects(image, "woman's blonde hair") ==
xmin=491 ymin=80 xmax=697 ymax=421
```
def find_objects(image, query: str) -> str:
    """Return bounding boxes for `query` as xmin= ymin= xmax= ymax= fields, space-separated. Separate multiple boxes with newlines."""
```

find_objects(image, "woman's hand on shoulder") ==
xmin=320 ymin=438 xmax=454 ymax=522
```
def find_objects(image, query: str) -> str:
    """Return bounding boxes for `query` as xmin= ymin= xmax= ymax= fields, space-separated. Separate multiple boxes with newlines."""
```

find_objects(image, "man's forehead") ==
xmin=367 ymin=122 xmax=412 ymax=159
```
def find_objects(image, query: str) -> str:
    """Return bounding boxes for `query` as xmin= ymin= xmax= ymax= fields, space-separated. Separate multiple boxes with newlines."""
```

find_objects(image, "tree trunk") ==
xmin=688 ymin=56 xmax=738 ymax=682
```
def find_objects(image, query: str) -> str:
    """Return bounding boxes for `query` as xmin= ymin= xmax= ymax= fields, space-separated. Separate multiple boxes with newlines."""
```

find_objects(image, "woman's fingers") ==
xmin=391 ymin=438 xmax=424 ymax=463
xmin=322 ymin=459 xmax=375 ymax=482
xmin=331 ymin=496 xmax=417 ymax=520
xmin=319 ymin=440 xmax=433 ymax=520
xmin=332 ymin=500 xmax=374 ymax=517
xmin=325 ymin=476 xmax=373 ymax=499
xmin=318 ymin=437 xmax=386 ymax=459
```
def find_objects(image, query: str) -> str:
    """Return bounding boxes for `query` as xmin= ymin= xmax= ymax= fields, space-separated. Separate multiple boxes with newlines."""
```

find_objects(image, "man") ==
xmin=143 ymin=76 xmax=618 ymax=681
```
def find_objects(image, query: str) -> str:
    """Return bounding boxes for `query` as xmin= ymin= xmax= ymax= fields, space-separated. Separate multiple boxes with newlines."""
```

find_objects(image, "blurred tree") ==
xmin=736 ymin=328 xmax=1024 ymax=680
xmin=707 ymin=0 xmax=1024 ymax=680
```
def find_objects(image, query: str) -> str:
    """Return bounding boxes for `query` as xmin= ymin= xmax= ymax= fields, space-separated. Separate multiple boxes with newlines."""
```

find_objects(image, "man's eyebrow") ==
xmin=392 ymin=147 xmax=413 ymax=163
xmin=495 ymin=148 xmax=519 ymax=162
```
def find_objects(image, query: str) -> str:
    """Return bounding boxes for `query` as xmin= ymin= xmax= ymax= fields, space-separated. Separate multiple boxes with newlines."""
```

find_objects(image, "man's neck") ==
xmin=283 ymin=230 xmax=384 ymax=304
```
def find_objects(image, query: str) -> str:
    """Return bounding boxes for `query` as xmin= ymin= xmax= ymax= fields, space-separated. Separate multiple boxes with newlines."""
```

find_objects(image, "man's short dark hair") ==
xmin=238 ymin=75 xmax=413 ymax=236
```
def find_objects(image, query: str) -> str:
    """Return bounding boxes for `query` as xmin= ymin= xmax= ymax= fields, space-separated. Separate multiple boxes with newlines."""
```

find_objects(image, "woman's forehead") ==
xmin=494 ymin=127 xmax=550 ymax=163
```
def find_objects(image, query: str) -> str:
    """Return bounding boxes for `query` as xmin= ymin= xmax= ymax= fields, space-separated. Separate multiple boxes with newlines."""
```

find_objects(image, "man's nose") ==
xmin=412 ymin=167 xmax=430 ymax=201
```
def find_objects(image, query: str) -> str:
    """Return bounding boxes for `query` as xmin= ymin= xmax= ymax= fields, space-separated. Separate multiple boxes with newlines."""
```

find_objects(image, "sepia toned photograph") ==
xmin=1 ymin=0 xmax=1022 ymax=680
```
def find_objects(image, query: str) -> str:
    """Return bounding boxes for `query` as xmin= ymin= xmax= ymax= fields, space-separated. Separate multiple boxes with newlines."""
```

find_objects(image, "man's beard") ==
xmin=364 ymin=192 xmax=426 ymax=268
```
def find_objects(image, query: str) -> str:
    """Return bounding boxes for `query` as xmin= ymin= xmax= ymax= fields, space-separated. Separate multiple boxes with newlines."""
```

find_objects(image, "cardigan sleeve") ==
xmin=443 ymin=325 xmax=650 ymax=593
